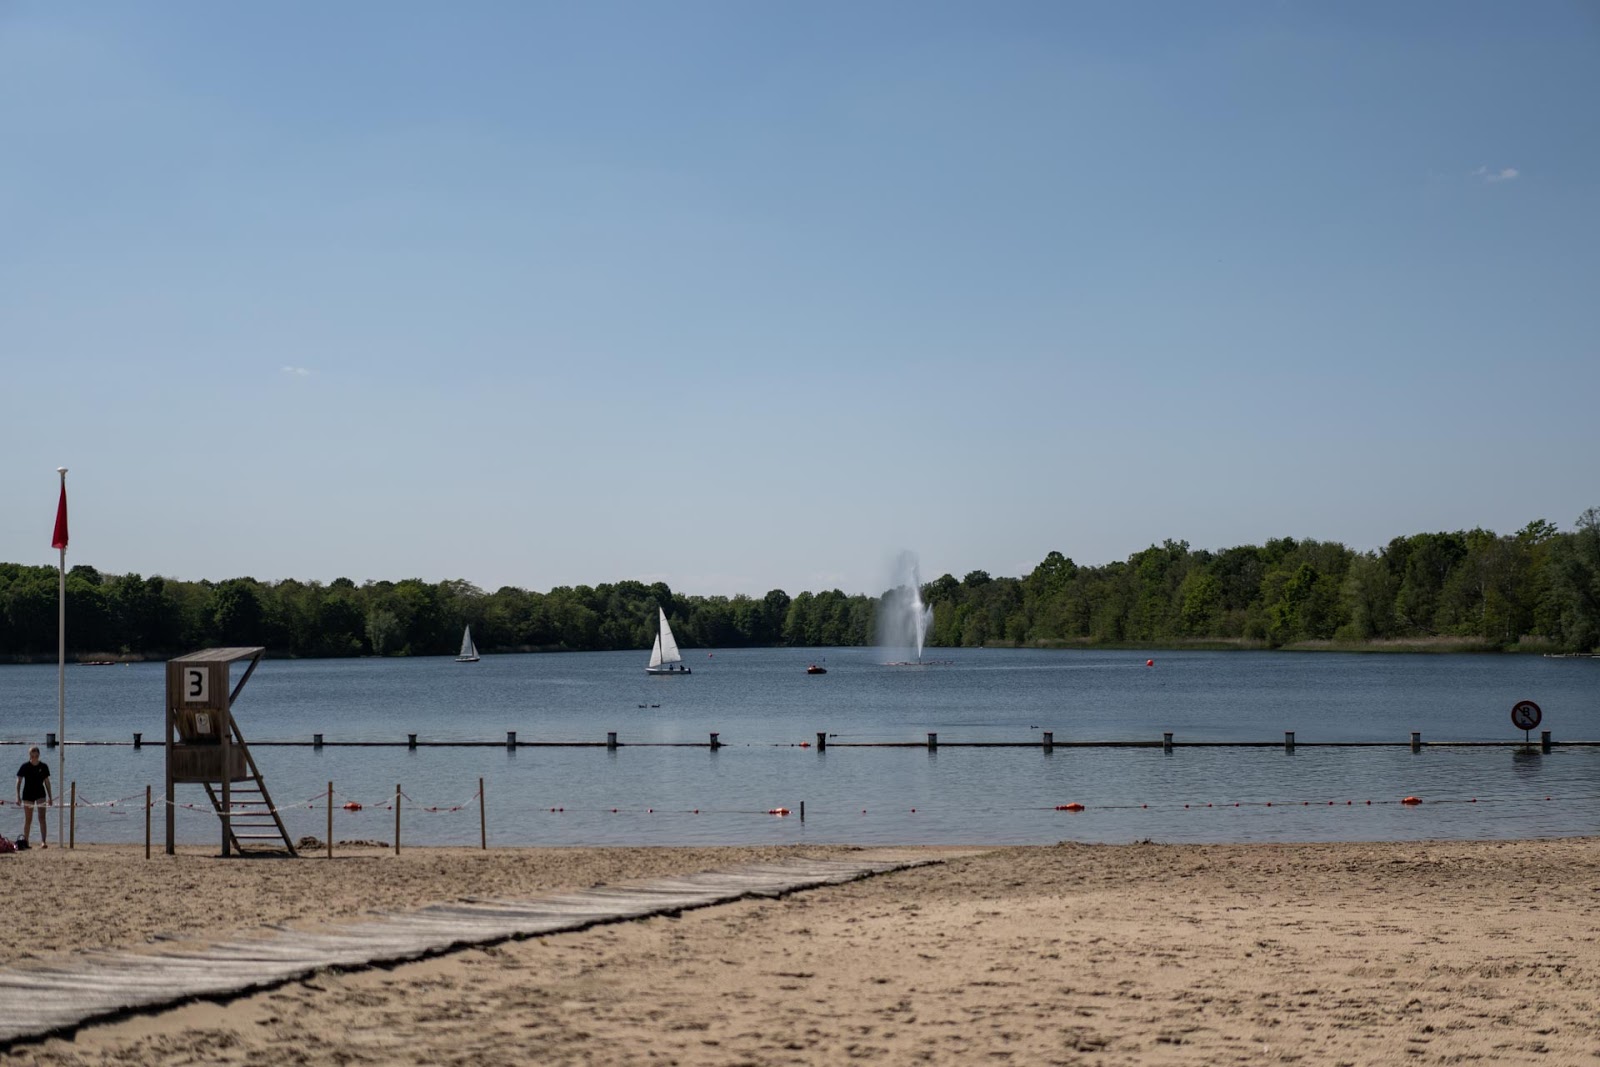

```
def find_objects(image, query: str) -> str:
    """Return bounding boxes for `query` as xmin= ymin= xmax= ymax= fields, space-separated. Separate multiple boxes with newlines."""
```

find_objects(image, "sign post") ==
xmin=1510 ymin=700 xmax=1542 ymax=746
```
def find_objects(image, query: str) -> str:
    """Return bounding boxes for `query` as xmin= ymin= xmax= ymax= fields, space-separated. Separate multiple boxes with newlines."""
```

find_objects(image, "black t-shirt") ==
xmin=16 ymin=761 xmax=50 ymax=801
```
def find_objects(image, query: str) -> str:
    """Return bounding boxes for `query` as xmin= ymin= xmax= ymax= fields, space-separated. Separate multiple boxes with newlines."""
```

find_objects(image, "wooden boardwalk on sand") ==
xmin=0 ymin=855 xmax=933 ymax=1049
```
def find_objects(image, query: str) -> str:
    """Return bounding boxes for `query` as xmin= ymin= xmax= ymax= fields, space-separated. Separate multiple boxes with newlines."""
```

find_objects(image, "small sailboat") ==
xmin=645 ymin=608 xmax=691 ymax=675
xmin=455 ymin=625 xmax=480 ymax=663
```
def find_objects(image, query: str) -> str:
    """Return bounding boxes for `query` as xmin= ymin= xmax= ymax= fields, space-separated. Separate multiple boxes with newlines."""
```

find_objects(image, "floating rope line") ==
xmin=49 ymin=786 xmax=1600 ymax=829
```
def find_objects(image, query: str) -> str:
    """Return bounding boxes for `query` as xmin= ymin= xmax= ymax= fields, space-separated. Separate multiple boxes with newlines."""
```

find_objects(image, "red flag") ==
xmin=51 ymin=484 xmax=68 ymax=550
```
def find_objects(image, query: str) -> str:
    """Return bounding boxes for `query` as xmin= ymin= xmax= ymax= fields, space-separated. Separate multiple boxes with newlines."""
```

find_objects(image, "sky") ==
xmin=2 ymin=2 xmax=1596 ymax=598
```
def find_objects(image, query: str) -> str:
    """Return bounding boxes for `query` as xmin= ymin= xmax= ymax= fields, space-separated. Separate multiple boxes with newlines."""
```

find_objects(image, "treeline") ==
xmin=930 ymin=510 xmax=1600 ymax=652
xmin=1 ymin=509 xmax=1596 ymax=659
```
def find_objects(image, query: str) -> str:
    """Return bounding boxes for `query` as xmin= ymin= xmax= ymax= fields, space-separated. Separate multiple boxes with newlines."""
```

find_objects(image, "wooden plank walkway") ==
xmin=0 ymin=855 xmax=933 ymax=1049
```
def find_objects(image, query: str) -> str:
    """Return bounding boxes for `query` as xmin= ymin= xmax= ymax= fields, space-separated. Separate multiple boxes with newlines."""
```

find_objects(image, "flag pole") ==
xmin=55 ymin=466 xmax=68 ymax=848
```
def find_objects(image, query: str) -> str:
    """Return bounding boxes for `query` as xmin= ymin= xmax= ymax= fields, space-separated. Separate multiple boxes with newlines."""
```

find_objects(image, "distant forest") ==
xmin=2 ymin=509 xmax=1598 ymax=660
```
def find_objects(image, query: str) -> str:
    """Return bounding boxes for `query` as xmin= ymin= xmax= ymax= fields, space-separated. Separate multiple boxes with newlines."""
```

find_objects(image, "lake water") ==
xmin=1 ymin=648 xmax=1595 ymax=848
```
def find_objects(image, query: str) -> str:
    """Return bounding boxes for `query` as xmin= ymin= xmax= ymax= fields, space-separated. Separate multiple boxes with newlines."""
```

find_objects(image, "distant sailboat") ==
xmin=456 ymin=625 xmax=480 ymax=663
xmin=645 ymin=608 xmax=691 ymax=675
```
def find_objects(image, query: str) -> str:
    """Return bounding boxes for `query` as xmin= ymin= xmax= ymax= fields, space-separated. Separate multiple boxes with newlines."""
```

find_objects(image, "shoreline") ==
xmin=3 ymin=638 xmax=1592 ymax=666
xmin=2 ymin=838 xmax=1597 ymax=1064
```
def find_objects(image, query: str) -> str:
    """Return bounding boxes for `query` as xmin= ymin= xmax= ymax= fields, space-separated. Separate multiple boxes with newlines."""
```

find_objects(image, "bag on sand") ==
xmin=0 ymin=834 xmax=15 ymax=854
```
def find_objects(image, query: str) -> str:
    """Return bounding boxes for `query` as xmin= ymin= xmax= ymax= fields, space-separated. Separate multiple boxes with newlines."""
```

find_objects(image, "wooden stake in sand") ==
xmin=478 ymin=777 xmax=486 ymax=850
xmin=326 ymin=782 xmax=333 ymax=860
xmin=144 ymin=785 xmax=151 ymax=860
xmin=394 ymin=784 xmax=401 ymax=856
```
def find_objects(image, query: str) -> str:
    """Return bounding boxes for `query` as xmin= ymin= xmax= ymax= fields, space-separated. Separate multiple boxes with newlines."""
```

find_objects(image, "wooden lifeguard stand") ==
xmin=165 ymin=647 xmax=296 ymax=856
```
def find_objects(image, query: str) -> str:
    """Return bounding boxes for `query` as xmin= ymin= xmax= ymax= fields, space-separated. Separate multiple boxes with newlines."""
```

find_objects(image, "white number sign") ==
xmin=183 ymin=666 xmax=210 ymax=704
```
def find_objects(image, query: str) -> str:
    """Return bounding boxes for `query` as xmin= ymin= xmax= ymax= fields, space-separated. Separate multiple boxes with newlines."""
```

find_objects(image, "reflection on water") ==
xmin=1 ymin=648 xmax=1596 ymax=847
xmin=1509 ymin=747 xmax=1547 ymax=780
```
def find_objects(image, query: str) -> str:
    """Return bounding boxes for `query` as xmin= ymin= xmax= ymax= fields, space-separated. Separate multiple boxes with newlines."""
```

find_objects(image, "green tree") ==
xmin=1545 ymin=508 xmax=1600 ymax=650
xmin=212 ymin=579 xmax=265 ymax=646
xmin=1177 ymin=570 xmax=1222 ymax=635
xmin=1339 ymin=553 xmax=1396 ymax=640
xmin=365 ymin=608 xmax=400 ymax=655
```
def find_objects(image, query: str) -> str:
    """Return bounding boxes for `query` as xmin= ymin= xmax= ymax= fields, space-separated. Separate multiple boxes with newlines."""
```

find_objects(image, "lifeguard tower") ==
xmin=164 ymin=647 xmax=296 ymax=856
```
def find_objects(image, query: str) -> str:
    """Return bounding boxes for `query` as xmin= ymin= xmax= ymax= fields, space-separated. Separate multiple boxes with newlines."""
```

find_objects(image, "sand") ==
xmin=2 ymin=838 xmax=1597 ymax=1065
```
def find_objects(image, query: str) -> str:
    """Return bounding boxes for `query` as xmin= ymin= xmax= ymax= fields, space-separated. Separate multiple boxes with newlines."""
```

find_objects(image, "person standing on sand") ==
xmin=16 ymin=746 xmax=51 ymax=848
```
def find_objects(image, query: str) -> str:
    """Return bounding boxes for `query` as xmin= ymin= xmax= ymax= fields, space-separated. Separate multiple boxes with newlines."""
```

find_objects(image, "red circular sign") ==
xmin=1511 ymin=700 xmax=1542 ymax=731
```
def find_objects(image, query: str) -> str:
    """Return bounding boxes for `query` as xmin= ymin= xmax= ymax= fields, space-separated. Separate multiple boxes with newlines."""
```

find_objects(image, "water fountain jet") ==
xmin=876 ymin=552 xmax=946 ymax=666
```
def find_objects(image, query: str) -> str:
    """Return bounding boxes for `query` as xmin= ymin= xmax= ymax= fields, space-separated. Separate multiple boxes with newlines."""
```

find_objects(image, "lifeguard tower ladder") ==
xmin=165 ymin=647 xmax=296 ymax=856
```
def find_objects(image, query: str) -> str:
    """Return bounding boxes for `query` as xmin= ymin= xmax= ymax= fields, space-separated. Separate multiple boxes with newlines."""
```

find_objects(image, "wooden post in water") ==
xmin=506 ymin=731 xmax=516 ymax=750
xmin=607 ymin=731 xmax=618 ymax=751
xmin=394 ymin=784 xmax=401 ymax=856
xmin=69 ymin=781 xmax=75 ymax=849
xmin=144 ymin=785 xmax=151 ymax=859
xmin=408 ymin=733 xmax=417 ymax=750
xmin=927 ymin=732 xmax=937 ymax=750
xmin=1042 ymin=731 xmax=1053 ymax=752
xmin=479 ymin=777 xmax=486 ymax=850
xmin=1410 ymin=731 xmax=1422 ymax=753
xmin=326 ymin=782 xmax=333 ymax=860
xmin=1162 ymin=732 xmax=1173 ymax=754
xmin=133 ymin=732 xmax=142 ymax=749
xmin=1285 ymin=731 xmax=1295 ymax=753
xmin=1541 ymin=730 xmax=1552 ymax=753
xmin=816 ymin=732 xmax=826 ymax=751
xmin=800 ymin=800 xmax=805 ymax=822
xmin=709 ymin=732 xmax=720 ymax=750
xmin=314 ymin=733 xmax=323 ymax=750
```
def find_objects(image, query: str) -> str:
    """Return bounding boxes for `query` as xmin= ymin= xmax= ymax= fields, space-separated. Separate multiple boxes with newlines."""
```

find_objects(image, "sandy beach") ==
xmin=2 ymin=838 xmax=1597 ymax=1065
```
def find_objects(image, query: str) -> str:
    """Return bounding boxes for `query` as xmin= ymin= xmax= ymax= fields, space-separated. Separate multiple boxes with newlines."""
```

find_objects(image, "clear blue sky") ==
xmin=2 ymin=2 xmax=1596 ymax=597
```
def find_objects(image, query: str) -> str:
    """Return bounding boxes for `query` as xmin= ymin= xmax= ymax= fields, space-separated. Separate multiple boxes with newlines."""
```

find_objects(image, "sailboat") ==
xmin=455 ymin=625 xmax=480 ymax=663
xmin=645 ymin=608 xmax=691 ymax=675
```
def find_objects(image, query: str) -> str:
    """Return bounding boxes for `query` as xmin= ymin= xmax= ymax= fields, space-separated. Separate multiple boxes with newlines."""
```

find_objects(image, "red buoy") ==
xmin=1401 ymin=796 xmax=1422 ymax=805
xmin=1146 ymin=659 xmax=1154 ymax=667
xmin=1055 ymin=802 xmax=1086 ymax=812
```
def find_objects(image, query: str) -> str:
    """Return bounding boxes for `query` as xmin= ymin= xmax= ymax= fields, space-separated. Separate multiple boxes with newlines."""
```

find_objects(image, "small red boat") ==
xmin=806 ymin=664 xmax=827 ymax=675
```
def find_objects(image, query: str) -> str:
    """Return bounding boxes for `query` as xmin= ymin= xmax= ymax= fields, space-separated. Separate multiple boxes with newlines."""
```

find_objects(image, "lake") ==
xmin=1 ymin=648 xmax=1595 ymax=848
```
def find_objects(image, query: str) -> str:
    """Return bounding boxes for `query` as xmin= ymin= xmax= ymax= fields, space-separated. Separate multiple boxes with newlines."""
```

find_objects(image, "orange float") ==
xmin=1055 ymin=803 xmax=1086 ymax=812
xmin=1401 ymin=796 xmax=1422 ymax=805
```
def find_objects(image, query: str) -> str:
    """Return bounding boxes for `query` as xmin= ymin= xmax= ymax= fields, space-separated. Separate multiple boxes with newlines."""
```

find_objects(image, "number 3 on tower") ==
xmin=184 ymin=667 xmax=209 ymax=704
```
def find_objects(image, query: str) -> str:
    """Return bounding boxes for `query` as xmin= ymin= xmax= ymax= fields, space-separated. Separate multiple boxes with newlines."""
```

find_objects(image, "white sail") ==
xmin=457 ymin=626 xmax=479 ymax=661
xmin=645 ymin=608 xmax=689 ymax=674
xmin=657 ymin=608 xmax=682 ymax=664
